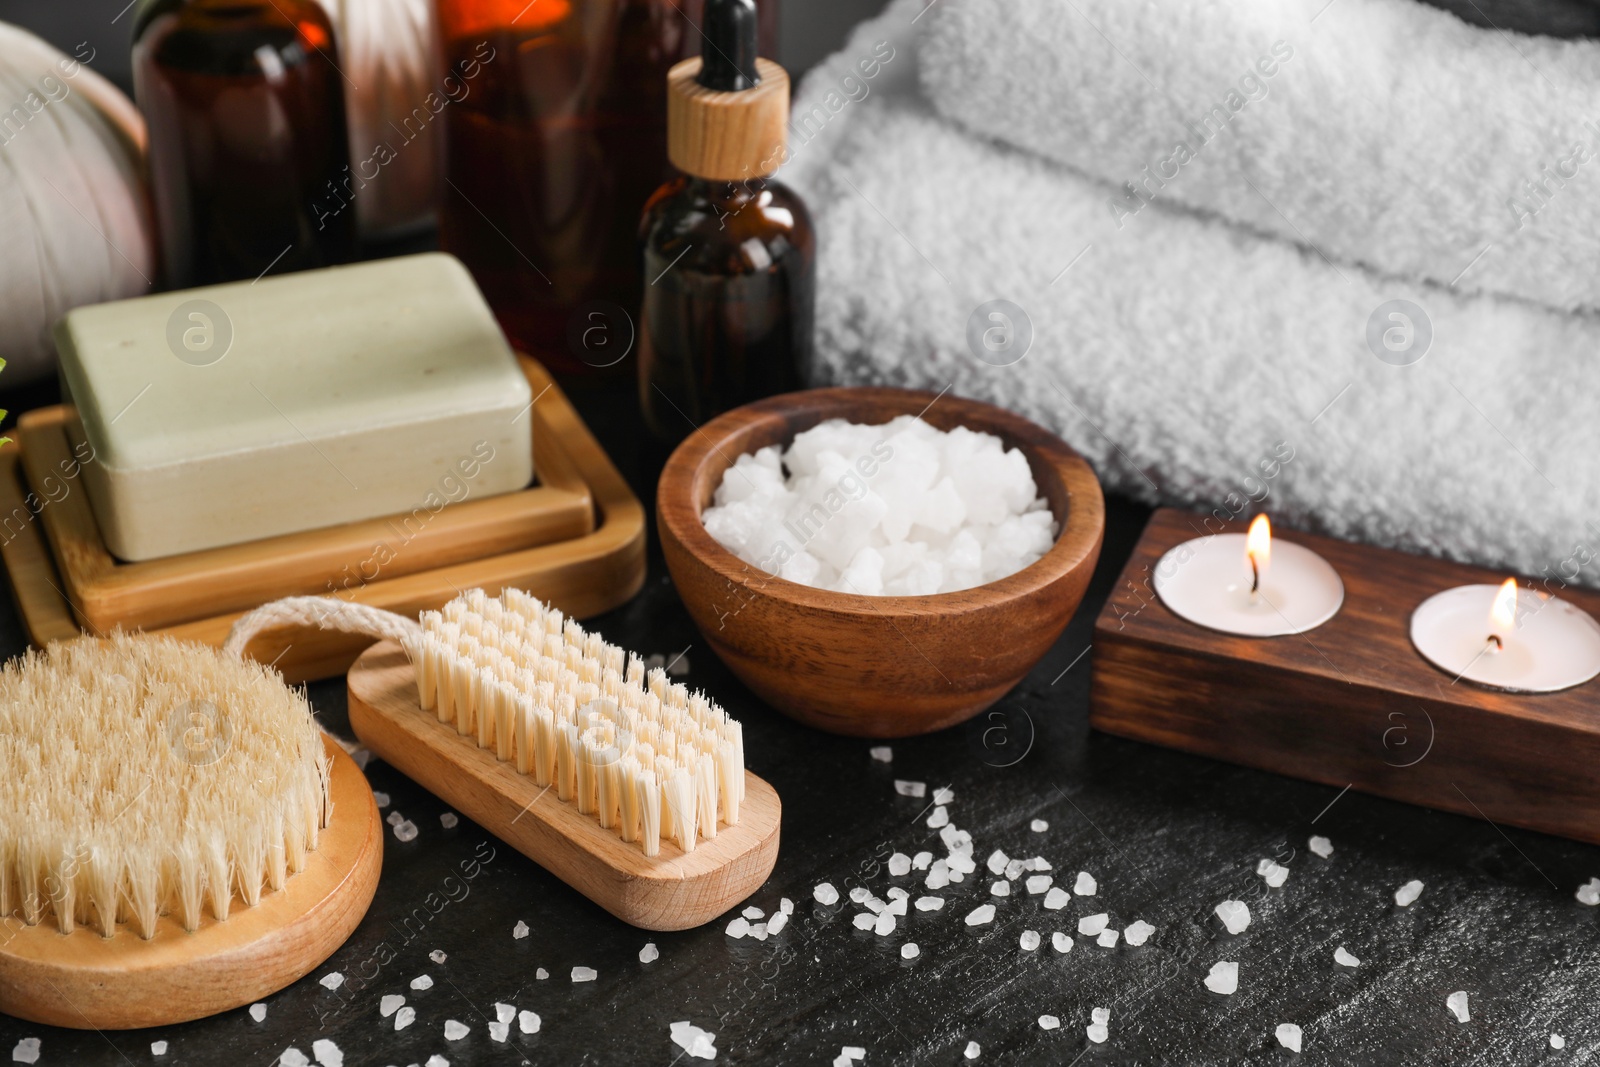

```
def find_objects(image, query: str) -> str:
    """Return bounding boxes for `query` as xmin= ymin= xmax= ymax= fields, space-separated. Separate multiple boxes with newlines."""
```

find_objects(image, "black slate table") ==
xmin=0 ymin=385 xmax=1595 ymax=1067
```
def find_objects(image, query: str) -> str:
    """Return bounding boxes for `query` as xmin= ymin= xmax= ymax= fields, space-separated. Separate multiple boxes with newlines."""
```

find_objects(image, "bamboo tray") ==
xmin=0 ymin=357 xmax=646 ymax=683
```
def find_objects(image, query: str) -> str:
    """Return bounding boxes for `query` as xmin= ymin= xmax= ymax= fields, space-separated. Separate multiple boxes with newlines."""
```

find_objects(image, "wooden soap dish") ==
xmin=0 ymin=737 xmax=381 ymax=1029
xmin=1092 ymin=508 xmax=1600 ymax=846
xmin=347 ymin=642 xmax=782 ymax=930
xmin=0 ymin=357 xmax=646 ymax=683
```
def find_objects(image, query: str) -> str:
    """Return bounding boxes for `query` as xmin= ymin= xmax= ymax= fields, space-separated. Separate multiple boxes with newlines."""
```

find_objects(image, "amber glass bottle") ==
xmin=433 ymin=0 xmax=777 ymax=379
xmin=133 ymin=0 xmax=355 ymax=287
xmin=638 ymin=0 xmax=813 ymax=448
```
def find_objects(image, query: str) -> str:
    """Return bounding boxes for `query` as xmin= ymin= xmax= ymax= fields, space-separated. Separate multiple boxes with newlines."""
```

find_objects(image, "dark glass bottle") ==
xmin=638 ymin=176 xmax=814 ymax=443
xmin=132 ymin=0 xmax=356 ymax=287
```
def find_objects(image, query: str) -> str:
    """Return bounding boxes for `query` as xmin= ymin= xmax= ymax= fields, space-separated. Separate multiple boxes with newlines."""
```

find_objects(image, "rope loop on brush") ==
xmin=222 ymin=597 xmax=422 ymax=660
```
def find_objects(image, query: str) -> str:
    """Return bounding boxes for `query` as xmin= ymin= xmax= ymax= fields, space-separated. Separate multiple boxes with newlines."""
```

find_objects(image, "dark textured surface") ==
xmin=0 ymin=385 xmax=1598 ymax=1066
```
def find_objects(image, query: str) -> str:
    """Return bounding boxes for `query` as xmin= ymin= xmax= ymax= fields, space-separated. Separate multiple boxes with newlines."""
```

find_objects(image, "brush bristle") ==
xmin=409 ymin=590 xmax=745 ymax=857
xmin=0 ymin=633 xmax=329 ymax=938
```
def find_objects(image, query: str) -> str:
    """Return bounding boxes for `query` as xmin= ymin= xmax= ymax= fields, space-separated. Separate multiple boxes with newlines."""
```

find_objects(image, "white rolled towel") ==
xmin=781 ymin=0 xmax=1600 ymax=587
xmin=917 ymin=0 xmax=1600 ymax=315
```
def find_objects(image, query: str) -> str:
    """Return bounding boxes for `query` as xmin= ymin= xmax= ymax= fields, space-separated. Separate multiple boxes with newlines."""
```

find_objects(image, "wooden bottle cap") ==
xmin=667 ymin=57 xmax=789 ymax=182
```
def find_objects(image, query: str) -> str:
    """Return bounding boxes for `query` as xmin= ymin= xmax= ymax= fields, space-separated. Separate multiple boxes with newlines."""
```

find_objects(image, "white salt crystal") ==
xmin=151 ymin=1042 xmax=168 ymax=1057
xmin=888 ymin=853 xmax=912 ymax=876
xmin=1051 ymin=932 xmax=1073 ymax=953
xmin=814 ymin=882 xmax=840 ymax=905
xmin=901 ymin=943 xmax=920 ymax=960
xmin=1025 ymin=875 xmax=1052 ymax=895
xmin=742 ymin=906 xmax=765 ymax=920
xmin=1038 ymin=1015 xmax=1060 ymax=1031
xmin=1086 ymin=1023 xmax=1108 ymax=1044
xmin=852 ymin=913 xmax=876 ymax=931
xmin=1096 ymin=929 xmax=1119 ymax=948
xmin=513 ymin=920 xmax=530 ymax=939
xmin=990 ymin=881 xmax=1010 ymax=897
xmin=1551 ymin=1034 xmax=1566 ymax=1049
xmin=964 ymin=1041 xmax=981 ymax=1059
xmin=640 ymin=942 xmax=660 ymax=963
xmin=850 ymin=887 xmax=872 ymax=904
xmin=572 ymin=966 xmax=598 ymax=982
xmin=1124 ymin=920 xmax=1154 ymax=946
xmin=874 ymin=912 xmax=896 ymax=936
xmin=1258 ymin=859 xmax=1289 ymax=888
xmin=987 ymin=850 xmax=1009 ymax=875
xmin=727 ymin=917 xmax=750 ymax=938
xmin=1019 ymin=930 xmax=1041 ymax=951
xmin=870 ymin=746 xmax=893 ymax=762
xmin=411 ymin=974 xmax=434 ymax=991
xmin=1215 ymin=900 xmax=1251 ymax=935
xmin=1073 ymin=872 xmax=1097 ymax=895
xmin=925 ymin=868 xmax=951 ymax=891
xmin=278 ymin=1050 xmax=308 ymax=1067
xmin=669 ymin=1020 xmax=718 ymax=1060
xmin=372 ymin=790 xmax=390 ymax=808
xmin=894 ymin=780 xmax=926 ymax=798
xmin=429 ymin=949 xmax=447 ymax=964
xmin=864 ymin=896 xmax=885 ymax=914
xmin=1030 ymin=819 xmax=1048 ymax=832
xmin=1043 ymin=887 xmax=1070 ymax=911
xmin=444 ymin=1020 xmax=469 ymax=1041
xmin=781 ymin=897 xmax=794 ymax=914
xmin=1205 ymin=961 xmax=1239 ymax=995
xmin=1026 ymin=857 xmax=1051 ymax=872
xmin=912 ymin=852 xmax=933 ymax=870
xmin=313 ymin=1039 xmax=344 ymax=1067
xmin=831 ymin=1057 xmax=850 ymax=1067
xmin=933 ymin=787 xmax=955 ymax=805
xmin=965 ymin=904 xmax=996 ymax=926
xmin=536 ymin=968 xmax=548 ymax=979
xmin=1309 ymin=835 xmax=1333 ymax=858
xmin=519 ymin=1010 xmax=541 ymax=1034
xmin=1004 ymin=859 xmax=1026 ymax=881
xmin=1576 ymin=878 xmax=1600 ymax=906
xmin=1092 ymin=1007 xmax=1110 ymax=1025
xmin=380 ymin=994 xmax=405 ymax=1017
xmin=385 ymin=811 xmax=403 ymax=827
xmin=440 ymin=812 xmax=459 ymax=829
xmin=1275 ymin=1023 xmax=1302 ymax=1052
xmin=768 ymin=911 xmax=790 ymax=934
xmin=915 ymin=896 xmax=944 ymax=911
xmin=318 ymin=972 xmax=344 ymax=990
xmin=495 ymin=1003 xmax=515 ymax=1025
xmin=394 ymin=1006 xmax=416 ymax=1031
xmin=887 ymin=887 xmax=909 ymax=901
xmin=748 ymin=923 xmax=770 ymax=941
xmin=886 ymin=897 xmax=907 ymax=917
xmin=249 ymin=1003 xmax=267 ymax=1022
xmin=393 ymin=819 xmax=418 ymax=843
xmin=425 ymin=1057 xmax=448 ymax=1067
xmin=1395 ymin=880 xmax=1424 ymax=907
xmin=947 ymin=852 xmax=976 ymax=874
xmin=489 ymin=1021 xmax=509 ymax=1042
xmin=1446 ymin=991 xmax=1470 ymax=1022
xmin=841 ymin=1046 xmax=866 ymax=1060
xmin=1334 ymin=946 xmax=1360 ymax=968
xmin=1077 ymin=913 xmax=1108 ymax=936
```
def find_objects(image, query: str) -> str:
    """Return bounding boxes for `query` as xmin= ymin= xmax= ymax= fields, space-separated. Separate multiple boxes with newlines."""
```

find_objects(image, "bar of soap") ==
xmin=55 ymin=254 xmax=533 ymax=560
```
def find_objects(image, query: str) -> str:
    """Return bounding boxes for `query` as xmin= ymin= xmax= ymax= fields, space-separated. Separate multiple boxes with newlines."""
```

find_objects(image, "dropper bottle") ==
xmin=638 ymin=0 xmax=815 ymax=450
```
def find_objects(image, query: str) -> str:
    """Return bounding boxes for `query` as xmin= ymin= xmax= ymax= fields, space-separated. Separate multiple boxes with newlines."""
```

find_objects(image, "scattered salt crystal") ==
xmin=1020 ymin=930 xmax=1041 ymax=951
xmin=1096 ymin=929 xmax=1119 ymax=948
xmin=814 ymin=883 xmax=840 ymax=906
xmin=572 ymin=966 xmax=598 ymax=982
xmin=1446 ymin=991 xmax=1470 ymax=1023
xmin=947 ymin=852 xmax=976 ymax=874
xmin=853 ymin=913 xmax=876 ymax=931
xmin=912 ymin=852 xmax=933 ymax=870
xmin=933 ymin=787 xmax=955 ymax=805
xmin=312 ymin=1039 xmax=344 ymax=1067
xmin=749 ymin=924 xmax=769 ymax=942
xmin=1042 ymin=887 xmax=1070 ymax=910
xmin=889 ymin=853 xmax=912 ymax=876
xmin=902 ymin=943 xmax=920 ymax=959
xmin=1576 ymin=878 xmax=1600 ymax=906
xmin=278 ymin=1050 xmax=309 ymax=1067
xmin=1025 ymin=875 xmax=1052 ymax=895
xmin=742 ymin=906 xmax=764 ymax=920
xmin=1309 ymin=835 xmax=1333 ymax=859
xmin=440 ymin=812 xmax=459 ymax=829
xmin=1124 ymin=920 xmax=1154 ymax=946
xmin=495 ymin=1003 xmax=515 ymax=1025
xmin=444 ymin=1020 xmax=469 ymax=1041
xmin=894 ymin=780 xmax=926 ymax=798
xmin=850 ymin=887 xmax=872 ymax=904
xmin=372 ymin=790 xmax=390 ymax=808
xmin=864 ymin=896 xmax=885 ymax=914
xmin=1552 ymin=1034 xmax=1566 ymax=1049
xmin=1215 ymin=900 xmax=1251 ymax=935
xmin=915 ymin=896 xmax=944 ymax=911
xmin=1257 ymin=859 xmax=1289 ymax=888
xmin=841 ymin=1047 xmax=866 ymax=1060
xmin=769 ymin=912 xmax=790 ymax=934
xmin=410 ymin=974 xmax=434 ymax=991
xmin=429 ymin=949 xmax=447 ymax=964
xmin=318 ymin=972 xmax=344 ymax=990
xmin=536 ymin=968 xmax=548 ymax=979
xmin=1395 ymin=880 xmax=1424 ymax=907
xmin=886 ymin=887 xmax=909 ymax=901
xmin=425 ymin=1057 xmax=448 ymax=1067
xmin=151 ymin=1042 xmax=168 ymax=1057
xmin=965 ymin=904 xmax=996 ymax=926
xmin=987 ymin=851 xmax=1009 ymax=875
xmin=641 ymin=942 xmax=660 ymax=962
xmin=1275 ymin=1023 xmax=1302 ymax=1052
xmin=1004 ymin=859 xmax=1026 ymax=881
xmin=393 ymin=819 xmax=418 ymax=842
xmin=926 ymin=867 xmax=950 ymax=891
xmin=249 ymin=1003 xmax=267 ymax=1022
xmin=1030 ymin=819 xmax=1048 ymax=832
xmin=1205 ymin=961 xmax=1239 ymax=995
xmin=519 ymin=1010 xmax=541 ymax=1034
xmin=1038 ymin=1015 xmax=1060 ymax=1031
xmin=964 ymin=1040 xmax=981 ymax=1059
xmin=990 ymin=881 xmax=1010 ymax=897
xmin=513 ymin=920 xmax=530 ymax=939
xmin=394 ymin=1006 xmax=416 ymax=1031
xmin=1334 ymin=946 xmax=1360 ymax=968
xmin=669 ymin=1020 xmax=718 ymax=1060
xmin=781 ymin=897 xmax=795 ymax=914
xmin=380 ymin=994 xmax=405 ymax=1017
xmin=1073 ymin=872 xmax=1097 ymax=896
xmin=886 ymin=898 xmax=907 ymax=917
xmin=1026 ymin=857 xmax=1051 ymax=872
xmin=1052 ymin=932 xmax=1073 ymax=953
xmin=870 ymin=746 xmax=893 ymax=762
xmin=1087 ymin=1022 xmax=1108 ymax=1044
xmin=1077 ymin=913 xmax=1108 ymax=936
xmin=874 ymin=912 xmax=896 ymax=936
xmin=727 ymin=917 xmax=750 ymax=938
xmin=1092 ymin=1007 xmax=1110 ymax=1026
xmin=489 ymin=1021 xmax=509 ymax=1042
xmin=386 ymin=811 xmax=403 ymax=827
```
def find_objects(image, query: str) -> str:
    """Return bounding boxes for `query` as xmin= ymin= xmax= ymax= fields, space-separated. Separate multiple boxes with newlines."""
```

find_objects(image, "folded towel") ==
xmin=918 ymin=0 xmax=1600 ymax=315
xmin=781 ymin=0 xmax=1600 ymax=587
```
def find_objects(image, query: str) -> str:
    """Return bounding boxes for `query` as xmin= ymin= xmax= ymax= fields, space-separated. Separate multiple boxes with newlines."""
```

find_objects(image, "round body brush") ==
xmin=0 ymin=632 xmax=381 ymax=1029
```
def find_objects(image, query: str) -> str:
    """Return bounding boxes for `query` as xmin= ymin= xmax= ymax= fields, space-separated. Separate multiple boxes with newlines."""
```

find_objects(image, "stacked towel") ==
xmin=780 ymin=0 xmax=1600 ymax=586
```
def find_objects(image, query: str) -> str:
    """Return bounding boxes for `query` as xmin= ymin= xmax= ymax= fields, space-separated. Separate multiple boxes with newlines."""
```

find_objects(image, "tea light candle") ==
xmin=1153 ymin=515 xmax=1345 ymax=636
xmin=1411 ymin=578 xmax=1600 ymax=692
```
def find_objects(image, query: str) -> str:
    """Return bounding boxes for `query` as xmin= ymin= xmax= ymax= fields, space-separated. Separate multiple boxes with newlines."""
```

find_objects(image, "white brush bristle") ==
xmin=409 ymin=590 xmax=745 ymax=857
xmin=0 ymin=633 xmax=329 ymax=938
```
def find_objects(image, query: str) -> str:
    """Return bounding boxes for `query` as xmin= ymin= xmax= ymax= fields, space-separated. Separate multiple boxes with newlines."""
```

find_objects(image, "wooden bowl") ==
xmin=657 ymin=387 xmax=1105 ymax=737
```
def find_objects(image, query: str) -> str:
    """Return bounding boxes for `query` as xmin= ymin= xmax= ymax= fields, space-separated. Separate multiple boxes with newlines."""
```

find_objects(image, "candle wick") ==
xmin=1486 ymin=634 xmax=1503 ymax=653
xmin=1249 ymin=555 xmax=1260 ymax=597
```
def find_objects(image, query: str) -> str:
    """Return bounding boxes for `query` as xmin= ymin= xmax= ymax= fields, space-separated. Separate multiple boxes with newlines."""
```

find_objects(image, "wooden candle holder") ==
xmin=1091 ymin=508 xmax=1600 ymax=846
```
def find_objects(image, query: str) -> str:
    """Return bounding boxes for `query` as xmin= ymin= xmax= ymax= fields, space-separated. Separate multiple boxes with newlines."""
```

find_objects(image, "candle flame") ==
xmin=1246 ymin=514 xmax=1271 ymax=569
xmin=1491 ymin=577 xmax=1518 ymax=634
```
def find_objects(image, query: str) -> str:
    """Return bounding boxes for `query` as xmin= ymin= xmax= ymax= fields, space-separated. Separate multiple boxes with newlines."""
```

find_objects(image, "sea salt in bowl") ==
xmin=657 ymin=388 xmax=1104 ymax=737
